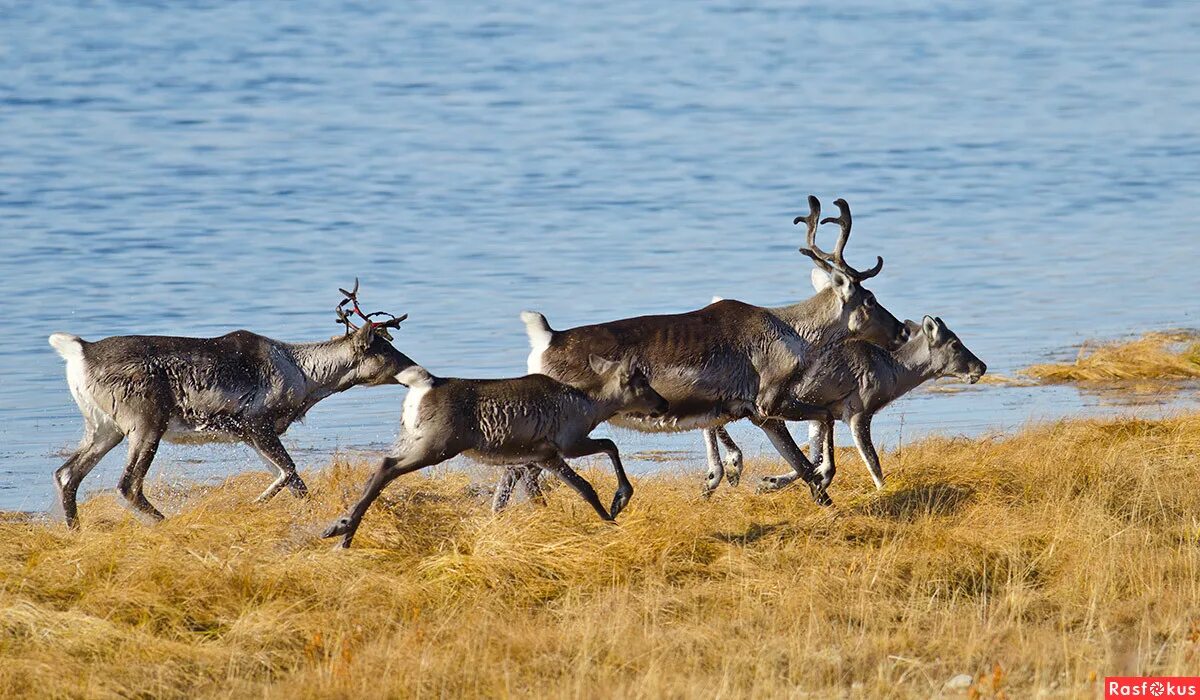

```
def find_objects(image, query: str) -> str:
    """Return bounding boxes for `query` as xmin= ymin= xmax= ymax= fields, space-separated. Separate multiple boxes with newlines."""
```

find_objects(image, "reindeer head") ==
xmin=911 ymin=315 xmax=987 ymax=384
xmin=334 ymin=279 xmax=416 ymax=386
xmin=588 ymin=354 xmax=669 ymax=417
xmin=798 ymin=196 xmax=909 ymax=350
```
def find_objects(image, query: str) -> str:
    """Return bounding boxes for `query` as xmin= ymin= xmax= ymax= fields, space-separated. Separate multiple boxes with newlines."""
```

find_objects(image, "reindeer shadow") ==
xmin=712 ymin=521 xmax=795 ymax=546
xmin=851 ymin=483 xmax=974 ymax=521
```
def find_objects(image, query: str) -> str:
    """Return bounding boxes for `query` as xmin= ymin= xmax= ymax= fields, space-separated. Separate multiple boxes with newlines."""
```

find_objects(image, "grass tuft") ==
xmin=1026 ymin=331 xmax=1200 ymax=385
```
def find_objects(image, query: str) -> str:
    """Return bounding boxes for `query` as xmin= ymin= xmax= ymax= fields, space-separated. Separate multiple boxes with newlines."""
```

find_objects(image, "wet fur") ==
xmin=49 ymin=325 xmax=415 ymax=527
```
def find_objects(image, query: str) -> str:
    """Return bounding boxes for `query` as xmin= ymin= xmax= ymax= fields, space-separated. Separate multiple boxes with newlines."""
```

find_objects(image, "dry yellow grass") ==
xmin=1026 ymin=331 xmax=1200 ymax=385
xmin=3 ymin=414 xmax=1200 ymax=698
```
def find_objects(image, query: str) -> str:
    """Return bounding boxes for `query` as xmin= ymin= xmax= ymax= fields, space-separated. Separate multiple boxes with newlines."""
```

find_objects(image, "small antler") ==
xmin=334 ymin=278 xmax=407 ymax=341
xmin=815 ymin=198 xmax=884 ymax=281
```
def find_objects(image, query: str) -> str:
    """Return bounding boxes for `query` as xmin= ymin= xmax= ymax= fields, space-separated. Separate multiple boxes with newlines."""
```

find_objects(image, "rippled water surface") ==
xmin=1 ymin=1 xmax=1198 ymax=511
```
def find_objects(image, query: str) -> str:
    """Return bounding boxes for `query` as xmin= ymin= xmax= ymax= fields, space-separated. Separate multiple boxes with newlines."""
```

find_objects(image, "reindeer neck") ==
xmin=886 ymin=341 xmax=939 ymax=394
xmin=578 ymin=387 xmax=629 ymax=427
xmin=284 ymin=337 xmax=363 ymax=398
xmin=770 ymin=289 xmax=849 ymax=345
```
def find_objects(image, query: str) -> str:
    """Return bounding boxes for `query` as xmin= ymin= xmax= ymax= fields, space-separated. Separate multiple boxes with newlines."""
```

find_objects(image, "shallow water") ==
xmin=1 ymin=1 xmax=1198 ymax=512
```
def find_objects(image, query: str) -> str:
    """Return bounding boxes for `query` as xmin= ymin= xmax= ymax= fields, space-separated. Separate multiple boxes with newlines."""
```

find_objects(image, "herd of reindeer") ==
xmin=48 ymin=197 xmax=986 ymax=548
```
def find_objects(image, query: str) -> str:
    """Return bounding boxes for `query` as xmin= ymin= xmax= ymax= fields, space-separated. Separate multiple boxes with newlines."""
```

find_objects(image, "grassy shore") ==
xmin=1026 ymin=331 xmax=1200 ymax=385
xmin=2 ymin=411 xmax=1199 ymax=698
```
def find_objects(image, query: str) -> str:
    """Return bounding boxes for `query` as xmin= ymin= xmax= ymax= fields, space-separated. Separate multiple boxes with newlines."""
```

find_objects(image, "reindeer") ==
xmin=321 ymin=355 xmax=669 ymax=549
xmin=494 ymin=197 xmax=909 ymax=510
xmin=702 ymin=315 xmax=986 ymax=494
xmin=48 ymin=281 xmax=414 ymax=528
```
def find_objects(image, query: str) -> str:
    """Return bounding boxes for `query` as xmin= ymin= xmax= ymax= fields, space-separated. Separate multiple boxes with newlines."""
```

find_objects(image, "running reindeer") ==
xmin=494 ymin=196 xmax=909 ymax=511
xmin=48 ymin=281 xmax=414 ymax=528
xmin=321 ymin=355 xmax=669 ymax=549
xmin=702 ymin=315 xmax=986 ymax=495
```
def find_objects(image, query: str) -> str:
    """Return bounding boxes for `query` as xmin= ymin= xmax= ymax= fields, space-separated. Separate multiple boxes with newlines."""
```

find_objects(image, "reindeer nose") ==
xmin=898 ymin=324 xmax=911 ymax=343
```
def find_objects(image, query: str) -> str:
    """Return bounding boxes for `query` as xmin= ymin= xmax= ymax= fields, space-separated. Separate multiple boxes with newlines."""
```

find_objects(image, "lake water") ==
xmin=1 ymin=1 xmax=1198 ymax=513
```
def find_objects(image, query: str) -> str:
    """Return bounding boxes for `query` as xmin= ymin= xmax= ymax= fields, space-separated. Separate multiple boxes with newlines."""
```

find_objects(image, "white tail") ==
xmin=48 ymin=333 xmax=84 ymax=362
xmin=521 ymin=311 xmax=554 ymax=374
xmin=521 ymin=311 xmax=552 ymax=348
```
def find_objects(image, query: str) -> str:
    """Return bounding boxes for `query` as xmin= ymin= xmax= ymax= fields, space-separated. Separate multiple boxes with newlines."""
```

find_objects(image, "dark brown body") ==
xmin=322 ymin=357 xmax=668 ymax=548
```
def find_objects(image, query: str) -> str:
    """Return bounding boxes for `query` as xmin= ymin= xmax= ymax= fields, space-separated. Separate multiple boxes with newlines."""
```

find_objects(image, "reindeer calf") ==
xmin=322 ymin=355 xmax=668 ymax=548
xmin=706 ymin=316 xmax=985 ymax=494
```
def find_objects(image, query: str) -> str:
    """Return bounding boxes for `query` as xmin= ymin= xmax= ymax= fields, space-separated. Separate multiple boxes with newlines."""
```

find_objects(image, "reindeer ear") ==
xmin=810 ymin=267 xmax=832 ymax=292
xmin=588 ymin=354 xmax=617 ymax=376
xmin=828 ymin=270 xmax=853 ymax=301
xmin=922 ymin=315 xmax=939 ymax=341
xmin=352 ymin=322 xmax=376 ymax=351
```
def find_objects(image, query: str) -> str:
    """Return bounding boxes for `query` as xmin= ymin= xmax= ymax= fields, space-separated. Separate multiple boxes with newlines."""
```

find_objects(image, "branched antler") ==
xmin=795 ymin=196 xmax=835 ymax=273
xmin=335 ymin=278 xmax=407 ymax=341
xmin=798 ymin=197 xmax=884 ymax=281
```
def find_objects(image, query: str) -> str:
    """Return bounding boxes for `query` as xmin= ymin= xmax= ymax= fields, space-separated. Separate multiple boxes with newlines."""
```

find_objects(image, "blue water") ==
xmin=1 ymin=1 xmax=1198 ymax=512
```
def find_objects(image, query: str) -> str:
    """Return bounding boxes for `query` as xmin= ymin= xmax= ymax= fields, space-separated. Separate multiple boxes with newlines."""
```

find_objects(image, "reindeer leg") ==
xmin=538 ymin=455 xmax=612 ymax=521
xmin=755 ymin=419 xmax=833 ymax=506
xmin=701 ymin=428 xmax=725 ymax=496
xmin=247 ymin=430 xmax=307 ymax=503
xmin=55 ymin=425 xmax=124 ymax=529
xmin=561 ymin=437 xmax=632 ymax=518
xmin=518 ymin=465 xmax=547 ymax=506
xmin=715 ymin=427 xmax=744 ymax=486
xmin=815 ymin=416 xmax=836 ymax=493
xmin=493 ymin=464 xmax=545 ymax=512
xmin=322 ymin=442 xmax=453 ymax=549
xmin=117 ymin=424 xmax=167 ymax=523
xmin=807 ymin=421 xmax=824 ymax=469
xmin=848 ymin=413 xmax=885 ymax=490
xmin=491 ymin=466 xmax=522 ymax=513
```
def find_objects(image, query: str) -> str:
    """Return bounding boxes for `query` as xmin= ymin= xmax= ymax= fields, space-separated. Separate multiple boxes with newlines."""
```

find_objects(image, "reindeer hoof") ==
xmin=320 ymin=517 xmax=350 ymax=539
xmin=610 ymin=489 xmax=632 ymax=519
xmin=809 ymin=484 xmax=834 ymax=507
xmin=724 ymin=459 xmax=743 ymax=487
xmin=757 ymin=476 xmax=784 ymax=493
xmin=703 ymin=470 xmax=722 ymax=495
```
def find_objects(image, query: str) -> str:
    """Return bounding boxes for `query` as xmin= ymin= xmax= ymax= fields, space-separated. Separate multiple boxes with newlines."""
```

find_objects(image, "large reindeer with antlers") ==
xmin=497 ymin=197 xmax=908 ymax=509
xmin=47 ymin=280 xmax=414 ymax=528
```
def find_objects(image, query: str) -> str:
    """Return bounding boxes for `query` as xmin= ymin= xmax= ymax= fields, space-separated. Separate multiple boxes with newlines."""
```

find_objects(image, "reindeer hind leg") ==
xmin=55 ymin=424 xmax=124 ymax=529
xmin=117 ymin=424 xmax=167 ymax=523
xmin=715 ymin=427 xmax=744 ymax=487
xmin=701 ymin=428 xmax=725 ymax=496
xmin=323 ymin=438 xmax=459 ymax=548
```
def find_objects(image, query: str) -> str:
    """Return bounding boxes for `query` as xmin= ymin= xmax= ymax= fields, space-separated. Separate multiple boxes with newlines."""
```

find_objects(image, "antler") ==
xmin=334 ymin=278 xmax=407 ymax=341
xmin=795 ymin=196 xmax=835 ymax=273
xmin=815 ymin=198 xmax=884 ymax=281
